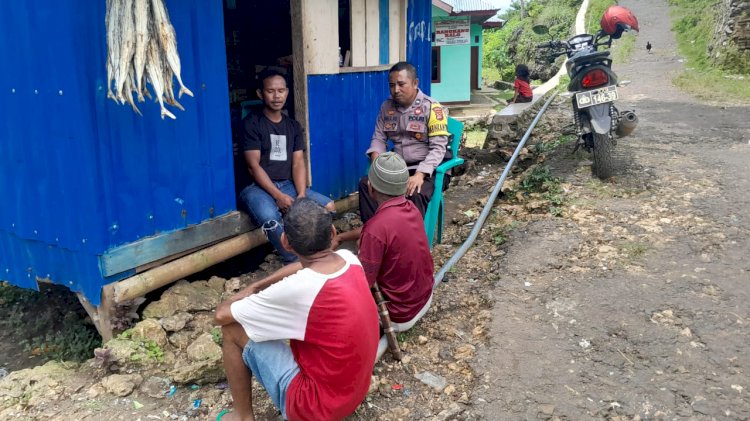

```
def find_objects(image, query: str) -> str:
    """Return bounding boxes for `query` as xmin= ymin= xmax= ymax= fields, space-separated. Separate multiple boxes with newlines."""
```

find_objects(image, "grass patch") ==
xmin=465 ymin=129 xmax=488 ymax=148
xmin=669 ymin=0 xmax=750 ymax=103
xmin=612 ymin=32 xmax=636 ymax=64
xmin=519 ymin=166 xmax=566 ymax=216
xmin=621 ymin=241 xmax=649 ymax=259
xmin=535 ymin=134 xmax=575 ymax=154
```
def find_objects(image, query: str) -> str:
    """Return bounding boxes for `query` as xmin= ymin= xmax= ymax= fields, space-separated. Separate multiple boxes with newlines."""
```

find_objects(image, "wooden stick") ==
xmin=371 ymin=283 xmax=402 ymax=361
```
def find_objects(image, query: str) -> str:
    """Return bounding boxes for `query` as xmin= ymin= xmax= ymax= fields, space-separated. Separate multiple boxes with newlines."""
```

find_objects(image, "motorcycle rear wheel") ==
xmin=592 ymin=132 xmax=615 ymax=179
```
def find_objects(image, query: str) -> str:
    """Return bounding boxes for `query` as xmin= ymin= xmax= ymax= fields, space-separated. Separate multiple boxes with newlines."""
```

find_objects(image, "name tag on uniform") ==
xmin=269 ymin=134 xmax=287 ymax=161
xmin=408 ymin=115 xmax=426 ymax=122
xmin=407 ymin=121 xmax=425 ymax=132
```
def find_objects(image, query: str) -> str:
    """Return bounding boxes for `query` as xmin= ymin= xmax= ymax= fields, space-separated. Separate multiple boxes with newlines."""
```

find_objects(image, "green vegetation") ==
xmin=211 ymin=326 xmax=223 ymax=346
xmin=669 ymin=0 xmax=750 ymax=102
xmin=0 ymin=282 xmax=100 ymax=363
xmin=465 ymin=129 xmax=488 ymax=148
xmin=519 ymin=166 xmax=566 ymax=216
xmin=621 ymin=241 xmax=649 ymax=259
xmin=534 ymin=134 xmax=575 ymax=154
xmin=585 ymin=0 xmax=616 ymax=34
xmin=483 ymin=0 xmax=581 ymax=82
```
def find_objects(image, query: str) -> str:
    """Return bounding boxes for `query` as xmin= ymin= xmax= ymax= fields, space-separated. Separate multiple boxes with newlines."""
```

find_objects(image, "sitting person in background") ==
xmin=359 ymin=61 xmax=450 ymax=223
xmin=214 ymin=198 xmax=379 ymax=421
xmin=239 ymin=69 xmax=335 ymax=264
xmin=511 ymin=63 xmax=533 ymax=103
xmin=336 ymin=153 xmax=434 ymax=334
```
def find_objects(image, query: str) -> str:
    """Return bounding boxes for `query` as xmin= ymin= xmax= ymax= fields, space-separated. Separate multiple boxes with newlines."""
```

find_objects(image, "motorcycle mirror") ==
xmin=532 ymin=25 xmax=549 ymax=36
xmin=617 ymin=80 xmax=632 ymax=87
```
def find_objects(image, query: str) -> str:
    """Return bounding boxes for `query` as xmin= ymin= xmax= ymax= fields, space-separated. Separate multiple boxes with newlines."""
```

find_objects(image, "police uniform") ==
xmin=359 ymin=89 xmax=450 ymax=222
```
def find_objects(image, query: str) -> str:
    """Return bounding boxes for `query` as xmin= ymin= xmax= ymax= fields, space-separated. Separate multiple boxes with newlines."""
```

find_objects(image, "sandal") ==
xmin=216 ymin=409 xmax=232 ymax=420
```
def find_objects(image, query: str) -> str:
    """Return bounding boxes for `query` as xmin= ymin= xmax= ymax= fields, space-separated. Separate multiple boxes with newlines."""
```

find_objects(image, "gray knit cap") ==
xmin=368 ymin=152 xmax=408 ymax=196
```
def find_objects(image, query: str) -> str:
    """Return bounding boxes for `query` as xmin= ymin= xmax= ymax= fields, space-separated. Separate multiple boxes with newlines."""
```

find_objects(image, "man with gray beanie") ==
xmin=337 ymin=152 xmax=434 ymax=331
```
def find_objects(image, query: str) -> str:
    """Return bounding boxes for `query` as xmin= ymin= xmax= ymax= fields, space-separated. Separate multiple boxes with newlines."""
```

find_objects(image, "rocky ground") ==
xmin=1 ymin=0 xmax=749 ymax=419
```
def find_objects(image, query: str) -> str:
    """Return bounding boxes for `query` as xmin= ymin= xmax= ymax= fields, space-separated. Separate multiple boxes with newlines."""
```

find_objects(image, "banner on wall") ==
xmin=434 ymin=19 xmax=470 ymax=46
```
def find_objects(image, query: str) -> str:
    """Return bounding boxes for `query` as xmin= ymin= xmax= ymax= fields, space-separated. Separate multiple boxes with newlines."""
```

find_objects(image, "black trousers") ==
xmin=358 ymin=170 xmax=450 ymax=223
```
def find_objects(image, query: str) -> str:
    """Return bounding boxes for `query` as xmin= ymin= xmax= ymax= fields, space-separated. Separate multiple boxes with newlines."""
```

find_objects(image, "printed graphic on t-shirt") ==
xmin=269 ymin=134 xmax=287 ymax=161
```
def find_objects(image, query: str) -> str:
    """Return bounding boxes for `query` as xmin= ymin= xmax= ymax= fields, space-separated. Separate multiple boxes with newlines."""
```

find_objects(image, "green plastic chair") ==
xmin=424 ymin=117 xmax=464 ymax=247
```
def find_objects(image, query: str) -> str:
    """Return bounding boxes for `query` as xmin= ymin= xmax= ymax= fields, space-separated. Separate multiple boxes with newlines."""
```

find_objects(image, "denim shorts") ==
xmin=242 ymin=340 xmax=300 ymax=420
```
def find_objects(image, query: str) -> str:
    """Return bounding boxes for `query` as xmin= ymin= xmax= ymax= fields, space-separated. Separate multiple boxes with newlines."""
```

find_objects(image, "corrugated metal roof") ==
xmin=0 ymin=0 xmax=234 ymax=303
xmin=443 ymin=0 xmax=499 ymax=13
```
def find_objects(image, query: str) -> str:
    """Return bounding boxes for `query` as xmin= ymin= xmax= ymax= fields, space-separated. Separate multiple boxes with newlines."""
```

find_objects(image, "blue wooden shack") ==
xmin=0 ymin=0 xmax=432 ymax=338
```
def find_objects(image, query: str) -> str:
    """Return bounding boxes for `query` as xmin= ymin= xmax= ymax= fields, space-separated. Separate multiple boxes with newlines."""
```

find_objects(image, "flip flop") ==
xmin=216 ymin=409 xmax=232 ymax=420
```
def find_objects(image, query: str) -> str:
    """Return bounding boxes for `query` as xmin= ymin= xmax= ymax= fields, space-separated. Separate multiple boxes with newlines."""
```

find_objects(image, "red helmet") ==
xmin=600 ymin=6 xmax=639 ymax=38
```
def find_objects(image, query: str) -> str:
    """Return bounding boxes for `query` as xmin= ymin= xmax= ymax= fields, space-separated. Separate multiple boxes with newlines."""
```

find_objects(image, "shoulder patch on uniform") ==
xmin=427 ymin=103 xmax=449 ymax=137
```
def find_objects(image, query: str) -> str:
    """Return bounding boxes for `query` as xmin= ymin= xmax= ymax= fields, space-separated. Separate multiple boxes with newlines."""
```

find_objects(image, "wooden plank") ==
xmin=351 ymin=0 xmax=367 ymax=67
xmin=97 ymin=284 xmax=116 ymax=341
xmin=291 ymin=0 xmax=312 ymax=183
xmin=302 ymin=0 xmax=339 ymax=74
xmin=99 ymin=211 xmax=253 ymax=277
xmin=365 ymin=0 xmax=380 ymax=66
xmin=339 ymin=64 xmax=391 ymax=73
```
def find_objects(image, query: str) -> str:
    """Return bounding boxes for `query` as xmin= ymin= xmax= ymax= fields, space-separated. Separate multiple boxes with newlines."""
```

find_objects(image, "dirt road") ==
xmin=473 ymin=0 xmax=750 ymax=419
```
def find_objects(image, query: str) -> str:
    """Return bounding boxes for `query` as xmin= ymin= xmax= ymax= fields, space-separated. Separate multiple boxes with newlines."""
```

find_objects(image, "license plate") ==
xmin=575 ymin=85 xmax=618 ymax=108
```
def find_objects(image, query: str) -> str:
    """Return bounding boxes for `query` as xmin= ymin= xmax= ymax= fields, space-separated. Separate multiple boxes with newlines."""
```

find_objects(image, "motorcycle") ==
xmin=535 ymin=6 xmax=640 ymax=179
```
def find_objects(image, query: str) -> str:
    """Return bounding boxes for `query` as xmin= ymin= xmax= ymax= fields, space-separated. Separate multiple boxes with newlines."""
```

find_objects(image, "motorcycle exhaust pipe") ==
xmin=616 ymin=110 xmax=638 ymax=137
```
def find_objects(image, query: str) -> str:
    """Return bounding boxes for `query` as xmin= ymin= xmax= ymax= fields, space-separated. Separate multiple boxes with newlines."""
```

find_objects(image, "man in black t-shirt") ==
xmin=239 ymin=70 xmax=335 ymax=263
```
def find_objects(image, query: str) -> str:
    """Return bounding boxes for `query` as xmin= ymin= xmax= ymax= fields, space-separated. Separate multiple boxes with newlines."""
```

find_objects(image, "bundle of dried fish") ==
xmin=105 ymin=0 xmax=193 ymax=119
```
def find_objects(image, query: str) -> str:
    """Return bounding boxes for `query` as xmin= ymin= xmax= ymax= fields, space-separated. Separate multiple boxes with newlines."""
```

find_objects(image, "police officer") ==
xmin=358 ymin=61 xmax=450 ymax=223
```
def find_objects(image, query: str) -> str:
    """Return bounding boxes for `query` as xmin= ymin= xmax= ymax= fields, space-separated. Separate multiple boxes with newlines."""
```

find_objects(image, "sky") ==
xmin=486 ymin=0 xmax=514 ymax=12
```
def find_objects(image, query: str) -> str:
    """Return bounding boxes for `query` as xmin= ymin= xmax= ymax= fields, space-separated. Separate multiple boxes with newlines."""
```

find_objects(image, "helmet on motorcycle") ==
xmin=600 ymin=6 xmax=639 ymax=39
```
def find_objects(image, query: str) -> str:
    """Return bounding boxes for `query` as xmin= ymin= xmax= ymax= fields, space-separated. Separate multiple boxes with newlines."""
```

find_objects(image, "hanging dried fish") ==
xmin=105 ymin=0 xmax=192 ymax=119
xmin=145 ymin=37 xmax=176 ymax=120
xmin=133 ymin=0 xmax=150 ymax=102
xmin=151 ymin=0 xmax=193 ymax=98
xmin=115 ymin=0 xmax=135 ymax=104
xmin=105 ymin=0 xmax=121 ymax=101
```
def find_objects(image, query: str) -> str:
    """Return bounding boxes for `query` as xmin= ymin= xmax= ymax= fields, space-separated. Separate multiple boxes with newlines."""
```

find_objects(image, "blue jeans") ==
xmin=239 ymin=180 xmax=333 ymax=263
xmin=242 ymin=340 xmax=300 ymax=420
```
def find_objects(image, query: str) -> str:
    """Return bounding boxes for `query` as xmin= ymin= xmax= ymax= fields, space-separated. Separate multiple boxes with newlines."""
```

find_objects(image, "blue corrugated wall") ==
xmin=0 ymin=0 xmax=233 ymax=304
xmin=308 ymin=0 xmax=432 ymax=199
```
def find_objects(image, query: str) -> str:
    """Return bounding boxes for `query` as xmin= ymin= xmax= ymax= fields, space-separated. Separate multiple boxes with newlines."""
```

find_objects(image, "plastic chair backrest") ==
xmin=447 ymin=117 xmax=463 ymax=155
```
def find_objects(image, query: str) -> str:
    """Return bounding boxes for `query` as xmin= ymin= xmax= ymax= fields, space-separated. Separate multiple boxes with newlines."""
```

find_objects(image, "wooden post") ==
xmin=371 ymin=283 xmax=402 ymax=361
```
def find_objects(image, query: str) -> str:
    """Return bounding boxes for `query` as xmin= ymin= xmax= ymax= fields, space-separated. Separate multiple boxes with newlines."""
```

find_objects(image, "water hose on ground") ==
xmin=434 ymin=92 xmax=559 ymax=286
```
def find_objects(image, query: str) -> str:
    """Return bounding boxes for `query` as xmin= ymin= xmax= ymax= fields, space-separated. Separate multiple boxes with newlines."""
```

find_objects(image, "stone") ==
xmin=140 ymin=376 xmax=171 ymax=398
xmin=414 ymin=371 xmax=447 ymax=392
xmin=187 ymin=333 xmax=223 ymax=362
xmin=225 ymin=277 xmax=243 ymax=294
xmin=87 ymin=383 xmax=105 ymax=398
xmin=169 ymin=359 xmax=225 ymax=385
xmin=453 ymin=344 xmax=475 ymax=360
xmin=207 ymin=276 xmax=226 ymax=294
xmin=169 ymin=331 xmax=195 ymax=350
xmin=189 ymin=312 xmax=218 ymax=334
xmin=142 ymin=280 xmax=223 ymax=318
xmin=539 ymin=404 xmax=555 ymax=416
xmin=161 ymin=312 xmax=193 ymax=332
xmin=131 ymin=318 xmax=169 ymax=348
xmin=101 ymin=373 xmax=143 ymax=397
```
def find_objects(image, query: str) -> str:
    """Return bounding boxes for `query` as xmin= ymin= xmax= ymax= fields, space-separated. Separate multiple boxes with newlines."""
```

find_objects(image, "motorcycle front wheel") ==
xmin=592 ymin=132 xmax=615 ymax=179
